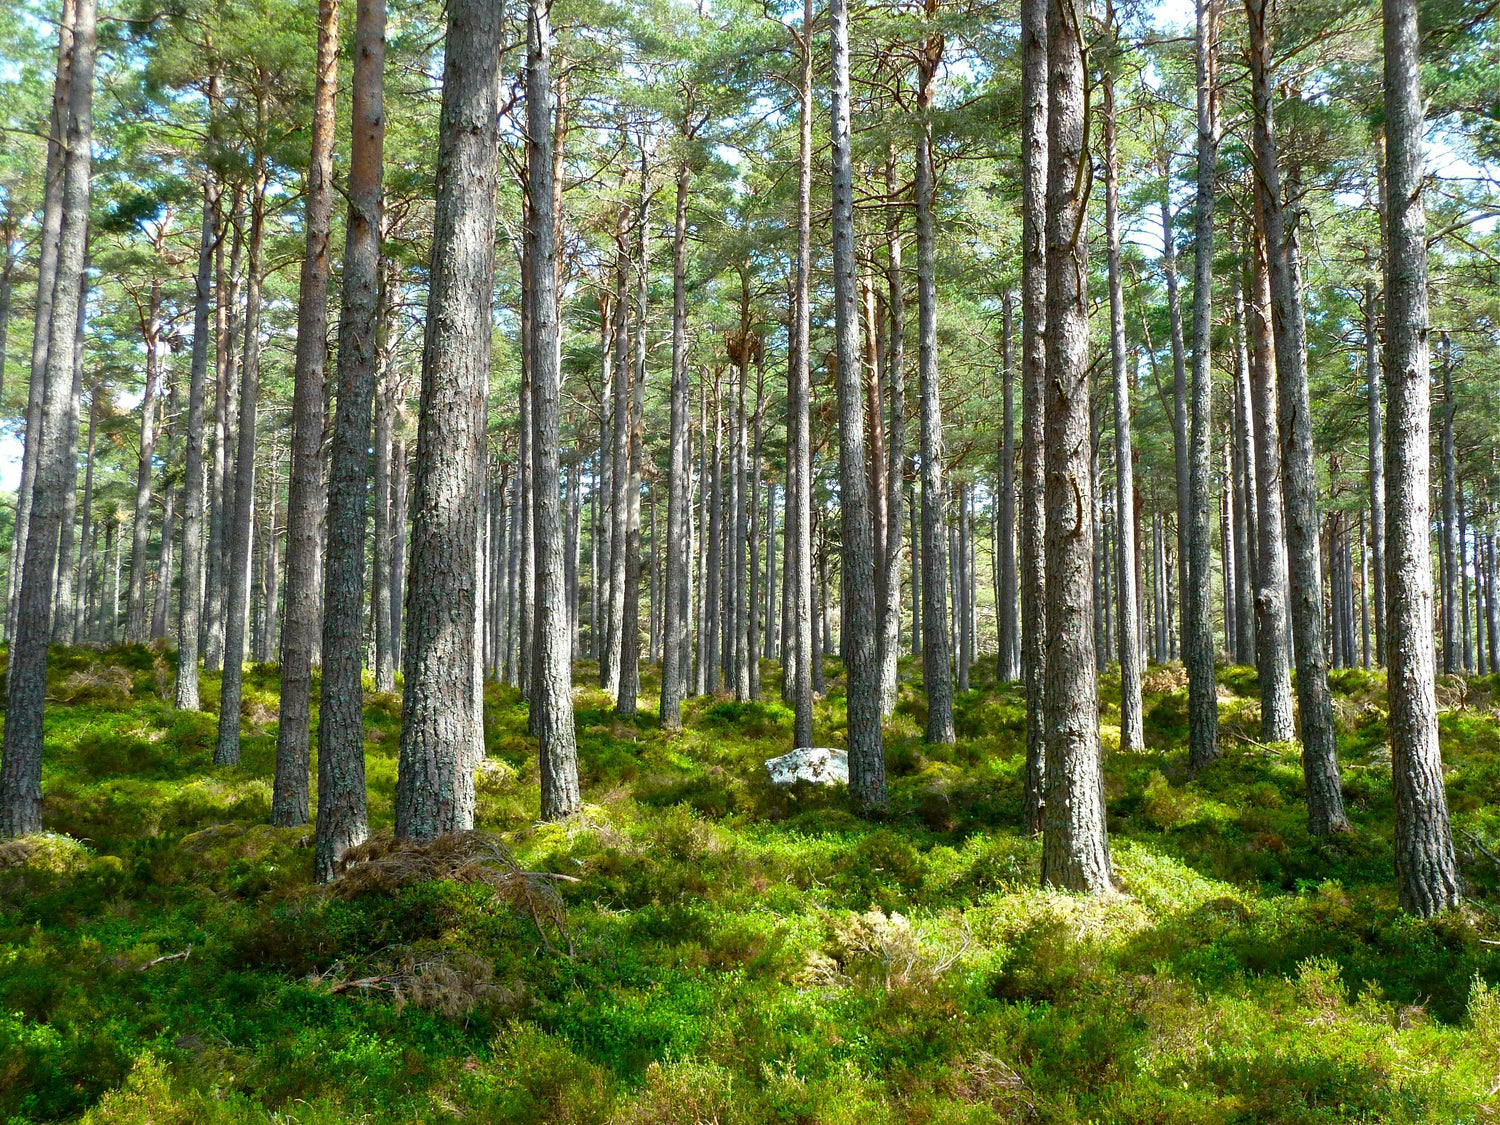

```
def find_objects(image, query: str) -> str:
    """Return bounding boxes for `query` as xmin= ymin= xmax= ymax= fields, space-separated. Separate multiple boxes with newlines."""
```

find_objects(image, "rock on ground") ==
xmin=764 ymin=747 xmax=848 ymax=787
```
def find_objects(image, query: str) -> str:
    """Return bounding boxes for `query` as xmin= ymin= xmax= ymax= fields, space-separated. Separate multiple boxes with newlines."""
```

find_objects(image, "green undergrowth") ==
xmin=2 ymin=645 xmax=1499 ymax=1122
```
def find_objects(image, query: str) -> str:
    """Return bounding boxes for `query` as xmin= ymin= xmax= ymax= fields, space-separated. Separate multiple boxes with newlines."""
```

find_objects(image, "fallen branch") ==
xmin=1460 ymin=829 xmax=1500 ymax=870
xmin=138 ymin=945 xmax=192 ymax=971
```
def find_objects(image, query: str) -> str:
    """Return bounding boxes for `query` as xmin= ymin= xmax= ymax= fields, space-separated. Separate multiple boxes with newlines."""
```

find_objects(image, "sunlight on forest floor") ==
xmin=2 ymin=645 xmax=1500 ymax=1122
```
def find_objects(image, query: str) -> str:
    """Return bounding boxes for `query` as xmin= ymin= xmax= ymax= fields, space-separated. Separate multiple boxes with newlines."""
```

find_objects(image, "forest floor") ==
xmin=3 ymin=646 xmax=1500 ymax=1123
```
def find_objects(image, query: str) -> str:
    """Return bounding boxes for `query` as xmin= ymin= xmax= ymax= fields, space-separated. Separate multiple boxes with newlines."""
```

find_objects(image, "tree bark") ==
xmin=213 ymin=138 xmax=268 ymax=768
xmin=1019 ymin=0 xmax=1048 ymax=832
xmin=997 ymin=290 xmax=1018 ymax=682
xmin=126 ymin=276 xmax=163 ymax=644
xmin=522 ymin=0 xmax=581 ymax=819
xmin=916 ymin=36 xmax=954 ymax=748
xmin=396 ymin=0 xmax=505 ymax=838
xmin=1 ymin=0 xmax=94 ymax=837
xmin=661 ymin=154 xmax=693 ymax=726
xmin=276 ymin=0 xmax=340 ymax=826
xmin=617 ymin=177 xmax=648 ymax=718
xmin=1365 ymin=277 xmax=1385 ymax=665
xmin=1040 ymin=0 xmax=1111 ymax=893
xmin=1382 ymin=0 xmax=1459 ymax=914
xmin=1103 ymin=32 xmax=1143 ymax=751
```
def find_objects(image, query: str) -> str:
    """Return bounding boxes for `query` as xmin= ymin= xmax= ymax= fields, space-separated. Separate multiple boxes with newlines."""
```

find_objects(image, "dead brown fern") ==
xmin=329 ymin=830 xmax=575 ymax=953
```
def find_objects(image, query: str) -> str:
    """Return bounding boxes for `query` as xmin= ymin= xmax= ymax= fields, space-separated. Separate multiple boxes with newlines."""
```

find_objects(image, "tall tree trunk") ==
xmin=1185 ymin=0 xmax=1221 ymax=768
xmin=276 ymin=0 xmax=340 ymax=825
xmin=175 ymin=91 xmax=222 ymax=708
xmin=785 ymin=0 xmax=816 ymax=745
xmin=150 ymin=481 xmax=175 ymax=641
xmin=521 ymin=0 xmax=581 ymax=818
xmin=1247 ymin=0 xmax=1346 ymax=832
xmin=203 ymin=185 xmax=242 ymax=670
xmin=8 ymin=0 xmax=77 ymax=644
xmin=1382 ymin=0 xmax=1459 ymax=914
xmin=997 ymin=291 xmax=1018 ymax=682
xmin=214 ymin=136 xmax=269 ymax=768
xmin=126 ymin=278 xmax=163 ymax=643
xmin=396 ymin=0 xmax=506 ymax=837
xmin=1018 ymin=0 xmax=1048 ymax=832
xmin=1230 ymin=256 xmax=1257 ymax=665
xmin=372 ymin=272 xmax=397 ymax=692
xmin=1160 ymin=162 xmax=1188 ymax=662
xmin=879 ymin=166 xmax=906 ymax=714
xmin=1039 ymin=0 xmax=1111 ymax=893
xmin=603 ymin=229 xmax=630 ymax=697
xmin=1440 ymin=335 xmax=1457 ymax=674
xmin=830 ymin=0 xmax=885 ymax=810
xmin=749 ymin=346 xmax=764 ymax=700
xmin=660 ymin=151 xmax=692 ymax=726
xmin=52 ymin=268 xmax=86 ymax=643
xmin=1365 ymin=277 xmax=1385 ymax=665
xmin=313 ymin=0 xmax=381 ymax=874
xmin=916 ymin=36 xmax=954 ymax=748
xmin=618 ymin=181 xmax=648 ymax=718
xmin=74 ymin=386 xmax=96 ymax=639
xmin=1104 ymin=31 xmax=1143 ymax=751
xmin=1 ymin=0 xmax=94 ymax=837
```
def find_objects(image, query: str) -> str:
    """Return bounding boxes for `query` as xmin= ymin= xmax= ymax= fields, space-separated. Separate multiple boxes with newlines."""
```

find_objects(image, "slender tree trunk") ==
xmin=1019 ymin=0 xmax=1048 ymax=831
xmin=8 ymin=0 xmax=77 ymax=644
xmin=659 ymin=150 xmax=693 ymax=726
xmin=203 ymin=186 xmax=241 ymax=670
xmin=1247 ymin=214 xmax=1297 ymax=741
xmin=1 ymin=0 xmax=94 ymax=837
xmin=916 ymin=41 xmax=954 ymax=748
xmin=52 ymin=269 xmax=86 ymax=644
xmin=1040 ymin=0 xmax=1111 ymax=894
xmin=749 ymin=347 xmax=764 ymax=700
xmin=275 ymin=0 xmax=340 ymax=823
xmin=1365 ymin=278 xmax=1386 ymax=665
xmin=1104 ymin=33 xmax=1142 ymax=751
xmin=1247 ymin=0 xmax=1345 ymax=831
xmin=396 ymin=0 xmax=505 ymax=837
xmin=879 ymin=167 xmax=906 ymax=714
xmin=1160 ymin=165 xmax=1188 ymax=662
xmin=175 ymin=98 xmax=221 ymax=708
xmin=997 ymin=291 xmax=1018 ymax=682
xmin=617 ymin=181 xmax=648 ymax=718
xmin=214 ymin=139 xmax=269 ymax=768
xmin=1382 ymin=0 xmax=1459 ymax=913
xmin=372 ymin=282 xmax=397 ymax=691
xmin=312 ymin=0 xmax=381 ymax=873
xmin=150 ymin=482 xmax=175 ymax=641
xmin=1183 ymin=0 xmax=1221 ymax=768
xmin=1231 ymin=258 xmax=1257 ymax=665
xmin=126 ymin=279 xmax=163 ymax=643
xmin=74 ymin=386 xmax=96 ymax=639
xmin=1440 ymin=335 xmax=1457 ymax=674
xmin=520 ymin=0 xmax=581 ymax=818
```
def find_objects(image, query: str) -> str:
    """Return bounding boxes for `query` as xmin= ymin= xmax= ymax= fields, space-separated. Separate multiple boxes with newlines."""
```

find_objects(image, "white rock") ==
xmin=764 ymin=747 xmax=849 ymax=787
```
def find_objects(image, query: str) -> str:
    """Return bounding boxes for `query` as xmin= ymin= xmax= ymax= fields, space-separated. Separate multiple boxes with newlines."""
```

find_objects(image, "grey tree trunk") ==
xmin=661 ymin=158 xmax=692 ymax=726
xmin=175 ymin=96 xmax=221 ymax=709
xmin=74 ymin=387 xmax=96 ymax=639
xmin=203 ymin=187 xmax=241 ymax=671
xmin=879 ymin=162 xmax=906 ymax=715
xmin=213 ymin=149 xmax=268 ymax=768
xmin=1440 ymin=336 xmax=1457 ymax=674
xmin=395 ymin=0 xmax=505 ymax=838
xmin=126 ymin=279 xmax=163 ymax=644
xmin=8 ymin=0 xmax=76 ymax=644
xmin=1185 ymin=0 xmax=1220 ymax=769
xmin=1247 ymin=0 xmax=1346 ymax=832
xmin=602 ymin=230 xmax=630 ymax=697
xmin=1040 ymin=0 xmax=1112 ymax=894
xmin=1103 ymin=36 xmax=1143 ymax=751
xmin=276 ymin=0 xmax=340 ymax=826
xmin=997 ymin=290 xmax=1018 ymax=682
xmin=149 ymin=482 xmax=174 ymax=641
xmin=1246 ymin=224 xmax=1296 ymax=741
xmin=521 ymin=0 xmax=581 ymax=819
xmin=1365 ymin=279 xmax=1385 ymax=665
xmin=372 ymin=288 xmax=397 ymax=692
xmin=0 ymin=0 xmax=94 ymax=837
xmin=1382 ymin=0 xmax=1459 ymax=915
xmin=617 ymin=182 xmax=649 ymax=718
xmin=1018 ymin=0 xmax=1048 ymax=832
xmin=749 ymin=348 xmax=764 ymax=700
xmin=831 ymin=0 xmax=885 ymax=808
xmin=916 ymin=48 xmax=954 ymax=748
xmin=786 ymin=0 xmax=815 ymax=746
xmin=1160 ymin=166 xmax=1188 ymax=661
xmin=313 ymin=0 xmax=381 ymax=875
xmin=52 ymin=269 xmax=87 ymax=644
xmin=1230 ymin=258 xmax=1257 ymax=665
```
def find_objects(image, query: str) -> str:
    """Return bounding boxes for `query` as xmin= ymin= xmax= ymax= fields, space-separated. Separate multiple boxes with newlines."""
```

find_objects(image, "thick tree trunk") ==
xmin=214 ymin=146 xmax=268 ymax=768
xmin=313 ymin=0 xmax=381 ymax=874
xmin=916 ymin=46 xmax=954 ymax=748
xmin=1018 ymin=0 xmax=1048 ymax=832
xmin=276 ymin=0 xmax=340 ymax=825
xmin=1382 ymin=0 xmax=1459 ymax=914
xmin=0 ymin=0 xmax=94 ymax=837
xmin=396 ymin=0 xmax=506 ymax=838
xmin=1040 ymin=0 xmax=1112 ymax=893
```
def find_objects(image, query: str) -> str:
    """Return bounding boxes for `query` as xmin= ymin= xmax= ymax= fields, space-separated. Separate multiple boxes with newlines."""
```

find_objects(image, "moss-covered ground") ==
xmin=3 ymin=644 xmax=1500 ymax=1122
